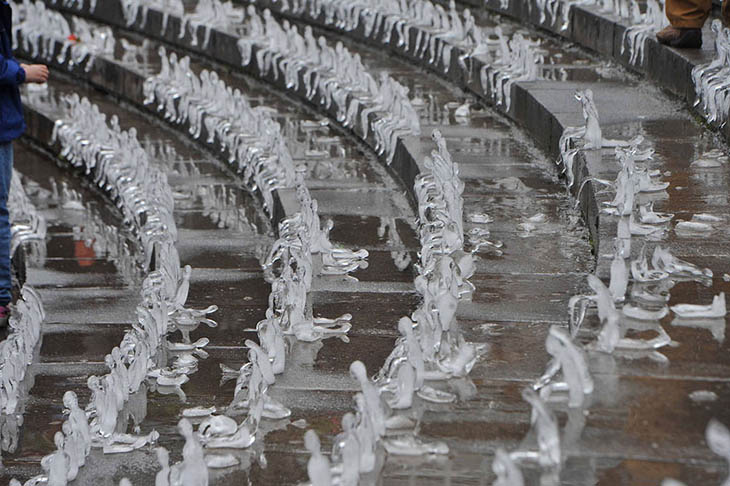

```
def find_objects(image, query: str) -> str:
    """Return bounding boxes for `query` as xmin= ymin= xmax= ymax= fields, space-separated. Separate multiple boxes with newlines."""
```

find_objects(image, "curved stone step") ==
xmin=456 ymin=0 xmax=730 ymax=143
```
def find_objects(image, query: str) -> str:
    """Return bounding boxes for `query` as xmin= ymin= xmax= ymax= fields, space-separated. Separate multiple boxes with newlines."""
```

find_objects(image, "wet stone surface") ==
xmin=5 ymin=2 xmax=730 ymax=485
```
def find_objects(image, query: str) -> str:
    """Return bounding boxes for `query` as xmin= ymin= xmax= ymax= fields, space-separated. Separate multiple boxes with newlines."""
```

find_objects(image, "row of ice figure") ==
xmin=143 ymin=86 xmax=380 ymax=485
xmin=14 ymin=0 xmax=114 ymax=73
xmin=236 ymin=7 xmax=420 ymax=163
xmin=525 ymin=88 xmax=728 ymax=486
xmin=13 ymin=241 xmax=211 ymax=486
xmin=35 ymin=0 xmax=422 ymax=165
xmin=562 ymin=89 xmax=726 ymax=336
xmin=475 ymin=90 xmax=728 ymax=486
xmin=143 ymin=48 xmax=297 ymax=217
xmin=0 ymin=173 xmax=62 ymax=457
xmin=144 ymin=48 xmax=369 ymax=277
xmin=9 ymin=171 xmax=47 ymax=261
xmin=52 ymin=94 xmax=176 ymax=270
xmin=533 ymin=0 xmax=668 ymax=65
xmin=122 ymin=0 xmax=241 ymax=50
xmin=243 ymin=0 xmax=543 ymax=112
xmin=10 ymin=97 xmax=219 ymax=486
xmin=51 ymin=0 xmax=240 ymax=52
xmin=0 ymin=173 xmax=47 ymax=427
xmin=0 ymin=287 xmax=44 ymax=419
xmin=301 ymin=130 xmax=481 ymax=486
xmin=692 ymin=20 xmax=730 ymax=129
xmin=276 ymin=0 xmax=726 ymax=127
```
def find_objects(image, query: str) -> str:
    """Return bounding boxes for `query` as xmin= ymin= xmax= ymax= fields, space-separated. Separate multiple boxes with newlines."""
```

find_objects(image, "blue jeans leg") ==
xmin=0 ymin=142 xmax=13 ymax=305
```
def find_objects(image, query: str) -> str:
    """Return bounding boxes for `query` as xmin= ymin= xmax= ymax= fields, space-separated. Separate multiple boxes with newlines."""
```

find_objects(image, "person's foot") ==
xmin=0 ymin=305 xmax=10 ymax=328
xmin=656 ymin=26 xmax=703 ymax=48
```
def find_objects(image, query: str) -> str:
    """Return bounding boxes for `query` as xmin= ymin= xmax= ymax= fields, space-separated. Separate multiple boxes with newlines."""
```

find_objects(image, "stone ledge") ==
xmin=459 ymin=0 xmax=729 ymax=145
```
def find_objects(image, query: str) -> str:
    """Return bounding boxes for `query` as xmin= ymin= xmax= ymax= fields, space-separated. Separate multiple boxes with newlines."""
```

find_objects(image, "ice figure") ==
xmin=177 ymin=419 xmax=209 ymax=486
xmin=576 ymin=89 xmax=602 ymax=149
xmin=691 ymin=21 xmax=730 ymax=127
xmin=202 ymin=420 xmax=255 ymax=449
xmin=182 ymin=406 xmax=216 ymax=418
xmin=706 ymin=419 xmax=730 ymax=486
xmin=0 ymin=285 xmax=45 ymax=415
xmin=382 ymin=435 xmax=449 ymax=455
xmin=631 ymin=244 xmax=668 ymax=283
xmin=675 ymin=220 xmax=714 ymax=235
xmin=331 ymin=413 xmax=360 ymax=486
xmin=671 ymin=293 xmax=726 ymax=319
xmin=384 ymin=358 xmax=416 ymax=410
xmin=229 ymin=341 xmax=289 ymax=422
xmin=608 ymin=241 xmax=628 ymax=302
xmin=492 ymin=448 xmax=525 ymax=486
xmin=352 ymin=393 xmax=376 ymax=473
xmin=155 ymin=447 xmax=171 ymax=486
xmin=41 ymin=432 xmax=70 ymax=486
xmin=671 ymin=316 xmax=726 ymax=343
xmin=63 ymin=391 xmax=90 ymax=469
xmin=199 ymin=415 xmax=238 ymax=438
xmin=556 ymin=125 xmax=584 ymax=188
xmin=513 ymin=388 xmax=561 ymax=469
xmin=378 ymin=316 xmax=439 ymax=407
xmin=639 ymin=202 xmax=673 ymax=224
xmin=305 ymin=430 xmax=332 ymax=486
xmin=652 ymin=246 xmax=712 ymax=280
xmin=572 ymin=89 xmax=632 ymax=151
xmin=205 ymin=454 xmax=239 ymax=469
xmin=622 ymin=302 xmax=669 ymax=321
xmin=350 ymin=361 xmax=386 ymax=438
xmin=533 ymin=326 xmax=593 ymax=407
xmin=256 ymin=315 xmax=286 ymax=375
xmin=622 ymin=0 xmax=667 ymax=66
xmin=568 ymin=273 xmax=670 ymax=354
xmin=586 ymin=274 xmax=622 ymax=350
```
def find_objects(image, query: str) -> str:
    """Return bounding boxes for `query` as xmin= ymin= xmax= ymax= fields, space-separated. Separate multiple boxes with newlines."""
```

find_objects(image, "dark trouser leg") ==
xmin=0 ymin=143 xmax=13 ymax=305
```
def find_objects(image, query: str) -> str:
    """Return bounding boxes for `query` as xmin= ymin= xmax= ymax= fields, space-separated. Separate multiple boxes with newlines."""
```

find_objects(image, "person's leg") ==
xmin=0 ymin=142 xmax=13 ymax=315
xmin=657 ymin=0 xmax=712 ymax=47
xmin=666 ymin=0 xmax=713 ymax=27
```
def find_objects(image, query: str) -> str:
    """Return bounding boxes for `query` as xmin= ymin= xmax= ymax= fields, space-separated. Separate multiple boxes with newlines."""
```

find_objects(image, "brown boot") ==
xmin=656 ymin=26 xmax=703 ymax=48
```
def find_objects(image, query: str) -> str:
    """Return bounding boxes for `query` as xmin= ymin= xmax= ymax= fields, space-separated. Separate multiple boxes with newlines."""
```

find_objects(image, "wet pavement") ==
xmin=5 ymin=1 xmax=730 ymax=485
